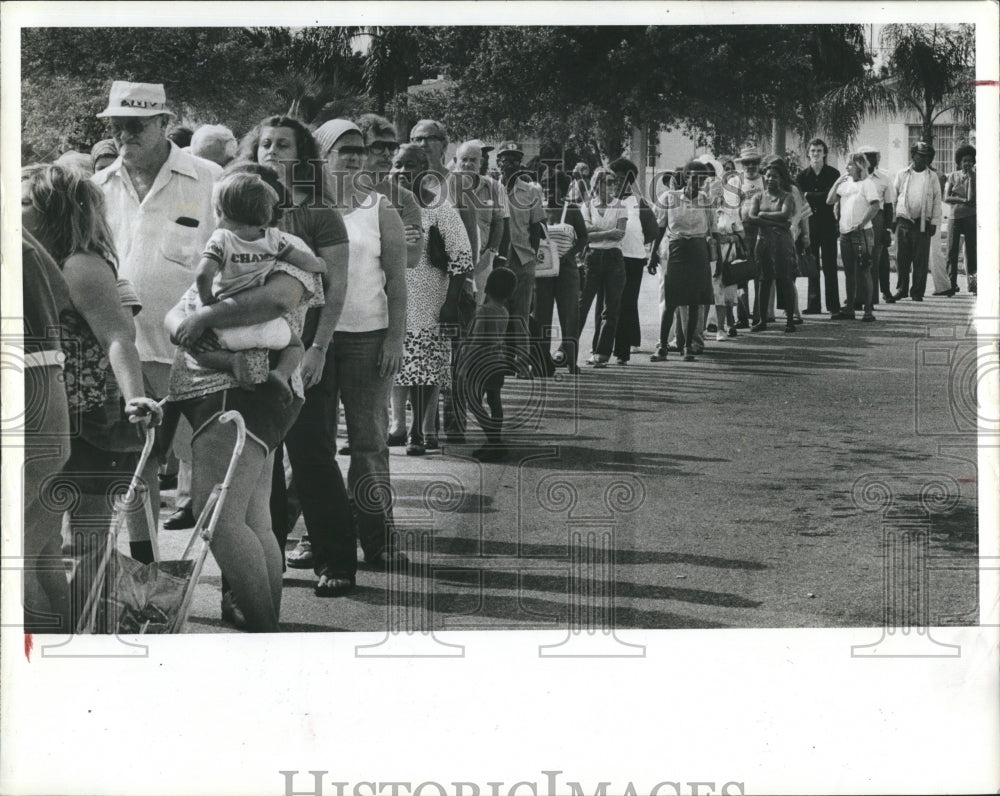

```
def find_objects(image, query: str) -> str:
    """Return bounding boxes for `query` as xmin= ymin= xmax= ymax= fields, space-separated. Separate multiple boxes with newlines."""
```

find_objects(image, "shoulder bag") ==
xmin=720 ymin=233 xmax=758 ymax=287
xmin=535 ymin=203 xmax=567 ymax=279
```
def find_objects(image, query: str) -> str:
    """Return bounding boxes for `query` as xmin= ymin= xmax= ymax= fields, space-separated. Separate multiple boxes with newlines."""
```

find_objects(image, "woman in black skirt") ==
xmin=647 ymin=161 xmax=715 ymax=362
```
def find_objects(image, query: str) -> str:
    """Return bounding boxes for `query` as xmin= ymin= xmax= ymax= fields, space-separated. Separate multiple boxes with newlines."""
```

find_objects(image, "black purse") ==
xmin=426 ymin=224 xmax=449 ymax=273
xmin=720 ymin=234 xmax=758 ymax=286
xmin=796 ymin=248 xmax=819 ymax=279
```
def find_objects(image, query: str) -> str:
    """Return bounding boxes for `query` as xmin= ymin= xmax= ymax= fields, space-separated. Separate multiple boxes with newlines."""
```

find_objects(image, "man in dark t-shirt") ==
xmin=796 ymin=138 xmax=842 ymax=314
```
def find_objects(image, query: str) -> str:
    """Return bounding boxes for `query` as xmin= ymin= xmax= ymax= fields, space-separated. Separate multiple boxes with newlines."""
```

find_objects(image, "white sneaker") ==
xmin=716 ymin=330 xmax=726 ymax=342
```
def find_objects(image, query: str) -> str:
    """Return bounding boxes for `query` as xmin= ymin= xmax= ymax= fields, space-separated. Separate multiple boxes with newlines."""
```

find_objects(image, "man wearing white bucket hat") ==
xmin=93 ymin=81 xmax=221 ymax=542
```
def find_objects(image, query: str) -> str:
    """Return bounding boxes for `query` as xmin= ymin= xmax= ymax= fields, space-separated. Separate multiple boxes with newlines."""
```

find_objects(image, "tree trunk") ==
xmin=921 ymin=109 xmax=935 ymax=148
xmin=771 ymin=118 xmax=786 ymax=157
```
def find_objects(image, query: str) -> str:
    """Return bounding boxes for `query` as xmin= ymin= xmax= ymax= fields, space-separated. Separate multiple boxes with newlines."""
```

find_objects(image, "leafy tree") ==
xmin=817 ymin=23 xmax=975 ymax=149
xmin=20 ymin=27 xmax=368 ymax=162
xmin=654 ymin=25 xmax=870 ymax=156
xmin=391 ymin=25 xmax=871 ymax=163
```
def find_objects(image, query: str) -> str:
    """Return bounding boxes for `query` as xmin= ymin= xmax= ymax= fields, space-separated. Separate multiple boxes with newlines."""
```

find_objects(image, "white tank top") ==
xmin=337 ymin=194 xmax=389 ymax=333
xmin=621 ymin=195 xmax=648 ymax=259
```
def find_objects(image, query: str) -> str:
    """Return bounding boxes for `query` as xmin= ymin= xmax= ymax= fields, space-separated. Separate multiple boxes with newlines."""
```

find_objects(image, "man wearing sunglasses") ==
xmin=93 ymin=81 xmax=220 ymax=539
xmin=356 ymin=113 xmax=423 ymax=268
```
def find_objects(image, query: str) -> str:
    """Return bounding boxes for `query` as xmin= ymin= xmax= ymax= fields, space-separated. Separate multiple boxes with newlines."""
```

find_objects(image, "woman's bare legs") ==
xmin=245 ymin=450 xmax=283 ymax=620
xmin=191 ymin=421 xmax=279 ymax=632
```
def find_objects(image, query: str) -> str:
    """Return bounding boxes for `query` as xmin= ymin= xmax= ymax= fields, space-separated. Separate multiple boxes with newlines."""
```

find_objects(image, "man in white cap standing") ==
xmin=858 ymin=145 xmax=896 ymax=306
xmin=736 ymin=147 xmax=765 ymax=326
xmin=891 ymin=141 xmax=941 ymax=301
xmin=93 ymin=81 xmax=220 ymax=543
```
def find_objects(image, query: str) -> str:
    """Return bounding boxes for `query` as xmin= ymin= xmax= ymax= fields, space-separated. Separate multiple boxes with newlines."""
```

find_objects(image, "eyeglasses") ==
xmin=367 ymin=141 xmax=399 ymax=155
xmin=410 ymin=135 xmax=443 ymax=144
xmin=334 ymin=145 xmax=367 ymax=158
xmin=108 ymin=117 xmax=154 ymax=136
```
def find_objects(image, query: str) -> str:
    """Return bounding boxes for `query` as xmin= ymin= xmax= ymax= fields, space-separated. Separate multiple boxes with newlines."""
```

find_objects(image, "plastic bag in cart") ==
xmin=94 ymin=552 xmax=195 ymax=633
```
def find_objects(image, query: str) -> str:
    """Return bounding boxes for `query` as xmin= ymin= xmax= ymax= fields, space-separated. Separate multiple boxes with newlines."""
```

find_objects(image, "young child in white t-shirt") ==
xmin=178 ymin=172 xmax=325 ymax=403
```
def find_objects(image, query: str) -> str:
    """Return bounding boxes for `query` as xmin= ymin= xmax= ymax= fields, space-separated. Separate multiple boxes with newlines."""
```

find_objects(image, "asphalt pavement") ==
xmin=150 ymin=270 xmax=980 ymax=634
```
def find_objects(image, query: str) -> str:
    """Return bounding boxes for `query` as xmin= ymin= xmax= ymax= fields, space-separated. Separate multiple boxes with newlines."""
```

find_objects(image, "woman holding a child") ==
xmin=164 ymin=157 xmax=328 ymax=632
xmin=164 ymin=115 xmax=351 ymax=630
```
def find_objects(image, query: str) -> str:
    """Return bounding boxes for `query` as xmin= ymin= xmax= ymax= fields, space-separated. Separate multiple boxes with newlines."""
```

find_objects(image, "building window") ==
xmin=646 ymin=127 xmax=659 ymax=169
xmin=907 ymin=124 xmax=968 ymax=174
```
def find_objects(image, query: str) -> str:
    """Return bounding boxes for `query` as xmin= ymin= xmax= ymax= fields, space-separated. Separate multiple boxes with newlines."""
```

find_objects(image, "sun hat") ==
xmin=314 ymin=119 xmax=363 ymax=156
xmin=96 ymin=81 xmax=175 ymax=118
xmin=738 ymin=147 xmax=762 ymax=162
xmin=697 ymin=153 xmax=724 ymax=177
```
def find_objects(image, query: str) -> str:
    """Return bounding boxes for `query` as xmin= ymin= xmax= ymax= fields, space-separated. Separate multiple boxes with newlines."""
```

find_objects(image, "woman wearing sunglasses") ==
xmin=355 ymin=113 xmax=425 ymax=269
xmin=301 ymin=118 xmax=409 ymax=596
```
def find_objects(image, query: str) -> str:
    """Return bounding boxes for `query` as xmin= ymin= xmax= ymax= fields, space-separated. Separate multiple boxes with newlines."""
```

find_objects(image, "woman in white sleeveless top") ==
xmin=307 ymin=119 xmax=409 ymax=596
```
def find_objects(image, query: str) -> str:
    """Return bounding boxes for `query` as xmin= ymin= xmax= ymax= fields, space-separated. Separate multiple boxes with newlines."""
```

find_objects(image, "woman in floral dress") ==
xmin=387 ymin=144 xmax=473 ymax=455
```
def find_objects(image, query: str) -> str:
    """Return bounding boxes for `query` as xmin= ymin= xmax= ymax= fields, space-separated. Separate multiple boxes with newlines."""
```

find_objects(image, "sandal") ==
xmin=286 ymin=537 xmax=314 ymax=569
xmin=315 ymin=568 xmax=354 ymax=597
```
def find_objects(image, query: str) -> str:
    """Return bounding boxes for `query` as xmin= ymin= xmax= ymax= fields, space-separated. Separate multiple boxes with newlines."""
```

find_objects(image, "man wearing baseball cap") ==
xmin=857 ymin=145 xmax=897 ymax=306
xmin=93 ymin=81 xmax=220 ymax=540
xmin=891 ymin=141 xmax=942 ymax=301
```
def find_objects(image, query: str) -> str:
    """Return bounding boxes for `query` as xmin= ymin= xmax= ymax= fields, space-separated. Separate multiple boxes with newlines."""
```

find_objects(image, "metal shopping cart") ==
xmin=76 ymin=410 xmax=247 ymax=634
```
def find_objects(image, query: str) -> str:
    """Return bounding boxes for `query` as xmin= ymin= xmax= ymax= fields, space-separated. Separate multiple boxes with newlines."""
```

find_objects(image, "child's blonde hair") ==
xmin=213 ymin=172 xmax=280 ymax=227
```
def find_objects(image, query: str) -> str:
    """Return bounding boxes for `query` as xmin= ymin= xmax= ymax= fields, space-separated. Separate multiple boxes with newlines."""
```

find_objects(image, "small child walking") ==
xmin=456 ymin=267 xmax=517 ymax=460
xmin=175 ymin=172 xmax=325 ymax=404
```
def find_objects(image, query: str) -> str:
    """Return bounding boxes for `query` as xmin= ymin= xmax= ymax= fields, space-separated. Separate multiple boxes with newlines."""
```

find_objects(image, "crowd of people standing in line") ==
xmin=21 ymin=79 xmax=977 ymax=633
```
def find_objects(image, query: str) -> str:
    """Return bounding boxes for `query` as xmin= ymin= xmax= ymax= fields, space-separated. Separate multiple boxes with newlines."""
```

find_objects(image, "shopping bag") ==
xmin=535 ymin=236 xmax=561 ymax=278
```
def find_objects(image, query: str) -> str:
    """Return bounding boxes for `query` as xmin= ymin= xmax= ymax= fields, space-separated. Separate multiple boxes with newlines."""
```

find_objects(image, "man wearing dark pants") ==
xmin=892 ymin=141 xmax=941 ymax=302
xmin=943 ymin=144 xmax=976 ymax=296
xmin=796 ymin=138 xmax=841 ymax=315
xmin=858 ymin=145 xmax=896 ymax=307
xmin=495 ymin=141 xmax=545 ymax=377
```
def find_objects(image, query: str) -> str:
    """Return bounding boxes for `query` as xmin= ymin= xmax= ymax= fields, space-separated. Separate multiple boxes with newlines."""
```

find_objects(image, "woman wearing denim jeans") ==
xmin=308 ymin=119 xmax=409 ymax=597
xmin=827 ymin=153 xmax=880 ymax=322
xmin=578 ymin=168 xmax=627 ymax=368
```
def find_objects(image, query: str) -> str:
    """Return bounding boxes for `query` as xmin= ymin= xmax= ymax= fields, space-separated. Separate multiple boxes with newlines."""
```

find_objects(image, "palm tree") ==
xmin=817 ymin=23 xmax=975 ymax=149
xmin=244 ymin=27 xmax=366 ymax=124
